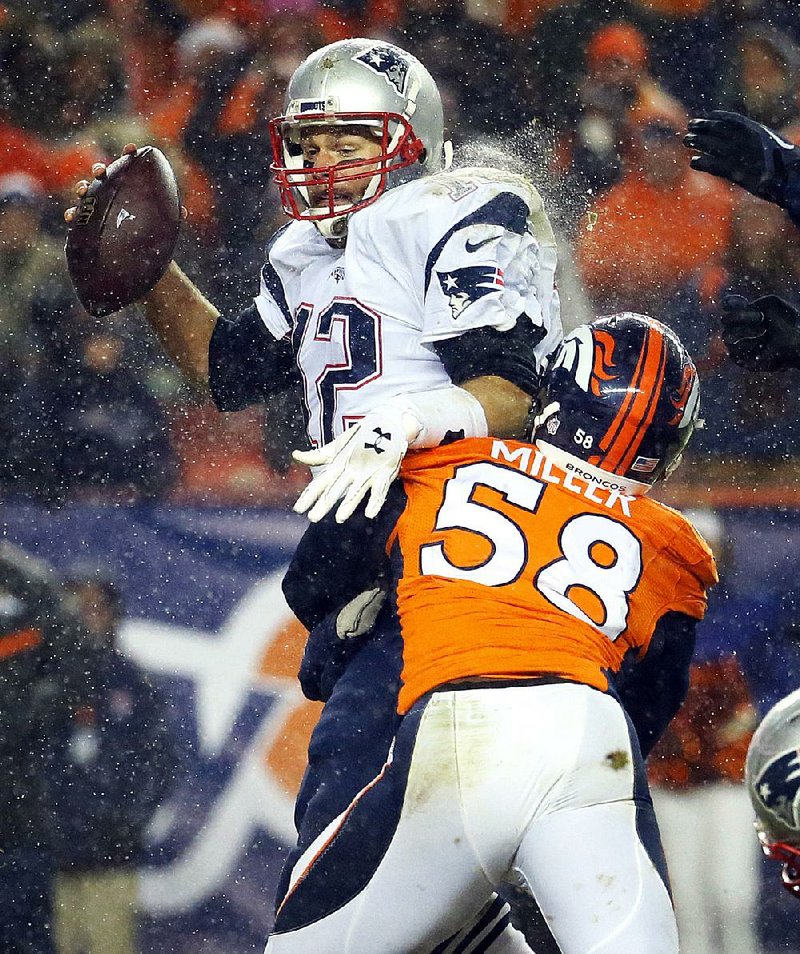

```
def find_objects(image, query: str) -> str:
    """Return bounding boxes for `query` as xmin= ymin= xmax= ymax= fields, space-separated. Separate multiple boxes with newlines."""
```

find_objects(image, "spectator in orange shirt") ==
xmin=561 ymin=20 xmax=688 ymax=204
xmin=576 ymin=105 xmax=734 ymax=314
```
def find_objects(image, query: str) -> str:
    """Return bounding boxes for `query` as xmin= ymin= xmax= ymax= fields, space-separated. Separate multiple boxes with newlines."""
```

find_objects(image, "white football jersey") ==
xmin=254 ymin=167 xmax=563 ymax=448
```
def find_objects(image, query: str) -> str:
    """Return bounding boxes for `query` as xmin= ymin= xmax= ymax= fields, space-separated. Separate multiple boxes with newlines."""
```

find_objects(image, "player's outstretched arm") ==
xmin=684 ymin=110 xmax=800 ymax=227
xmin=65 ymin=144 xmax=218 ymax=390
xmin=138 ymin=261 xmax=218 ymax=388
xmin=293 ymin=376 xmax=530 ymax=524
xmin=721 ymin=294 xmax=800 ymax=372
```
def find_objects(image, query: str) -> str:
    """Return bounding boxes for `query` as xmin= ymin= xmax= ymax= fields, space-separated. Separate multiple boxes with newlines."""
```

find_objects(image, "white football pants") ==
xmin=266 ymin=683 xmax=678 ymax=954
xmin=652 ymin=784 xmax=760 ymax=954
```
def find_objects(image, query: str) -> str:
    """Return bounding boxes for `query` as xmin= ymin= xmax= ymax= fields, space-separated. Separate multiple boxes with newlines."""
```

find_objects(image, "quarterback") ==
xmin=66 ymin=37 xmax=563 ymax=951
xmin=67 ymin=37 xmax=561 ymax=523
xmin=273 ymin=315 xmax=717 ymax=953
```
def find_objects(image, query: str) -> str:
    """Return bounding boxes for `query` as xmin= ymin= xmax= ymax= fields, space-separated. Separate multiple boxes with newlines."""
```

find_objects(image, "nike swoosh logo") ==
xmin=465 ymin=234 xmax=502 ymax=253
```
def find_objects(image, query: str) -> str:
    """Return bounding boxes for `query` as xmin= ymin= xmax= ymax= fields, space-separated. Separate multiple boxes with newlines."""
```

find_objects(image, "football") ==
xmin=65 ymin=146 xmax=181 ymax=318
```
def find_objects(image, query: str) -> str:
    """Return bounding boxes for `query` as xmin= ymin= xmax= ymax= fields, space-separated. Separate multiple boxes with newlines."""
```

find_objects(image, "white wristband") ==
xmin=391 ymin=385 xmax=488 ymax=449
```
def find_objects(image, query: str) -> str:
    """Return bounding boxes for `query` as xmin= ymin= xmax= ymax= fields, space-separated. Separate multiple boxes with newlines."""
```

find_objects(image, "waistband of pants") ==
xmin=435 ymin=674 xmax=583 ymax=694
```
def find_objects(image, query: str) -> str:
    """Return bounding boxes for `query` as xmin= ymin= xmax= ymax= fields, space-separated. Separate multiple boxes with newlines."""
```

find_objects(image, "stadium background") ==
xmin=4 ymin=0 xmax=800 ymax=950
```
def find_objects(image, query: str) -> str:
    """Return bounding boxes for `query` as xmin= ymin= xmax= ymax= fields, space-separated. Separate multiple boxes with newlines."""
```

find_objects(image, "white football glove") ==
xmin=293 ymin=405 xmax=421 ymax=524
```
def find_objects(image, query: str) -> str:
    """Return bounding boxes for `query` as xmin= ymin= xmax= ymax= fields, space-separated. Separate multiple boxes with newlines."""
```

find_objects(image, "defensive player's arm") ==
xmin=615 ymin=611 xmax=698 ymax=759
xmin=282 ymin=488 xmax=401 ymax=630
xmin=296 ymin=588 xmax=390 ymax=702
xmin=685 ymin=110 xmax=800 ymax=227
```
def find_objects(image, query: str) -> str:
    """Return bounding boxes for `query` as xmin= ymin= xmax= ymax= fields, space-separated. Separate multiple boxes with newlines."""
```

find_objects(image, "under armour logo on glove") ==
xmin=292 ymin=406 xmax=416 ymax=523
xmin=364 ymin=427 xmax=392 ymax=454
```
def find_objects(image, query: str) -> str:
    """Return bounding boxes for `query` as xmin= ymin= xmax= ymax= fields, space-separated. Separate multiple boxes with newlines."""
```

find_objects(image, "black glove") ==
xmin=685 ymin=110 xmax=800 ymax=216
xmin=721 ymin=294 xmax=800 ymax=371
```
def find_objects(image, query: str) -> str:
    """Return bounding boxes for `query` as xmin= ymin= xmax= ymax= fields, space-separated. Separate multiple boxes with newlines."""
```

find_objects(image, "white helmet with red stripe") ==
xmin=746 ymin=688 xmax=800 ymax=900
xmin=269 ymin=38 xmax=445 ymax=243
xmin=533 ymin=314 xmax=700 ymax=494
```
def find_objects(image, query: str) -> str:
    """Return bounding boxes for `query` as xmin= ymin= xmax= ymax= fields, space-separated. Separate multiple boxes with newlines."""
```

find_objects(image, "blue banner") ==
xmin=3 ymin=500 xmax=317 ymax=953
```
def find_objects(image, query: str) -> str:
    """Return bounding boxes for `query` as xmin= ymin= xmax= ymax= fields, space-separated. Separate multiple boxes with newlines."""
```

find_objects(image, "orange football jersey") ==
xmin=391 ymin=438 xmax=717 ymax=713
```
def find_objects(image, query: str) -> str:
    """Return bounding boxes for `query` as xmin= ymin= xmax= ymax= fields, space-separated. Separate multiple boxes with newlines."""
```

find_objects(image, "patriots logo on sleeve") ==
xmin=436 ymin=265 xmax=505 ymax=321
xmin=352 ymin=45 xmax=410 ymax=96
xmin=754 ymin=749 xmax=800 ymax=829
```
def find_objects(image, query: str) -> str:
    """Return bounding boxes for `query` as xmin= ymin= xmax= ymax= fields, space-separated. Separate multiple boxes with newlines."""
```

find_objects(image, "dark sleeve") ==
xmin=208 ymin=303 xmax=300 ymax=412
xmin=430 ymin=315 xmax=548 ymax=393
xmin=282 ymin=485 xmax=405 ymax=630
xmin=296 ymin=610 xmax=375 ymax=702
xmin=615 ymin=611 xmax=697 ymax=759
xmin=786 ymin=164 xmax=800 ymax=230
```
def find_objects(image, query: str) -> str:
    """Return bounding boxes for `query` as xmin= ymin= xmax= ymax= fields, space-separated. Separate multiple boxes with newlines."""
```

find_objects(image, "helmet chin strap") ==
xmin=312 ymin=206 xmax=351 ymax=243
xmin=535 ymin=441 xmax=651 ymax=496
xmin=443 ymin=139 xmax=454 ymax=170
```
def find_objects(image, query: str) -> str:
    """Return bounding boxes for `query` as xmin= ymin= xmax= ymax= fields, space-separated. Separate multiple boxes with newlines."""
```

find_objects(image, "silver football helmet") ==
xmin=269 ymin=37 xmax=445 ymax=243
xmin=746 ymin=687 xmax=800 ymax=898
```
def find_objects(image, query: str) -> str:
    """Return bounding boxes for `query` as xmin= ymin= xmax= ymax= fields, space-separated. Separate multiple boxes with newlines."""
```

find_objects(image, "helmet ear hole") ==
xmin=418 ymin=147 xmax=428 ymax=165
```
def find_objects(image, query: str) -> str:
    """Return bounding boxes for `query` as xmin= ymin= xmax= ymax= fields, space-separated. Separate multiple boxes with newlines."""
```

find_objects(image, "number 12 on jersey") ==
xmin=418 ymin=461 xmax=643 ymax=641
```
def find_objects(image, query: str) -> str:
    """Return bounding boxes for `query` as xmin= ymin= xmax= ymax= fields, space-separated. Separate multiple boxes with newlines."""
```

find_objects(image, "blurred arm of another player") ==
xmin=684 ymin=110 xmax=800 ymax=227
xmin=684 ymin=112 xmax=800 ymax=371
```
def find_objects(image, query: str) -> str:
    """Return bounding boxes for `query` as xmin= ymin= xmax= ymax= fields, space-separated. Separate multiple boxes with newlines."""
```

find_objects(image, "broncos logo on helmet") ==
xmin=535 ymin=314 xmax=700 ymax=492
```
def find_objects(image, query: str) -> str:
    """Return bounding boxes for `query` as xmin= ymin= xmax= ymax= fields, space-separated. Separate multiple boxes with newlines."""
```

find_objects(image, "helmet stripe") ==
xmin=616 ymin=335 xmax=667 ymax=475
xmin=591 ymin=322 xmax=667 ymax=474
xmin=588 ymin=325 xmax=650 ymax=467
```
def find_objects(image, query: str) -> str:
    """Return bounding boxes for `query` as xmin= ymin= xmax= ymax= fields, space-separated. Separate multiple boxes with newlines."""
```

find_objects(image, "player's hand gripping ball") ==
xmin=65 ymin=146 xmax=181 ymax=317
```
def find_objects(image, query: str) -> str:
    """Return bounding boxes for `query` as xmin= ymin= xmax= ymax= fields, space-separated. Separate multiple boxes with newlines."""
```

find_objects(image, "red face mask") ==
xmin=759 ymin=829 xmax=800 ymax=898
xmin=269 ymin=112 xmax=424 ymax=222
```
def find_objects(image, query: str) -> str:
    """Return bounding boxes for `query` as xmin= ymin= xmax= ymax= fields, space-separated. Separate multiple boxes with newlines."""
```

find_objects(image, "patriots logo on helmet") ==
xmin=353 ymin=45 xmax=410 ymax=96
xmin=437 ymin=266 xmax=505 ymax=321
xmin=754 ymin=749 xmax=800 ymax=830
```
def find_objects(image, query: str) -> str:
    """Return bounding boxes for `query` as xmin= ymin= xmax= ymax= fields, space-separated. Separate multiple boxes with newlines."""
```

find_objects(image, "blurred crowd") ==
xmin=4 ymin=0 xmax=800 ymax=505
